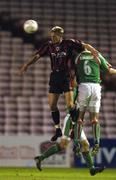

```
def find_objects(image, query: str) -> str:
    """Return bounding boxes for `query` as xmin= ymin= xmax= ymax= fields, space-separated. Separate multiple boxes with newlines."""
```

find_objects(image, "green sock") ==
xmin=92 ymin=122 xmax=100 ymax=144
xmin=63 ymin=114 xmax=72 ymax=137
xmin=74 ymin=122 xmax=83 ymax=144
xmin=82 ymin=151 xmax=94 ymax=169
xmin=73 ymin=86 xmax=78 ymax=102
xmin=40 ymin=143 xmax=61 ymax=161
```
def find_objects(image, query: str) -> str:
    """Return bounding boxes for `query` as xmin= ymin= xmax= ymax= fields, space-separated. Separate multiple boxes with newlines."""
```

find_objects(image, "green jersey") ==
xmin=75 ymin=50 xmax=109 ymax=83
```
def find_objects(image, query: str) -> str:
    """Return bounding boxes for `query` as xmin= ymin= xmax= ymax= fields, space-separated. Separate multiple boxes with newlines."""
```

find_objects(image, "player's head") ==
xmin=50 ymin=26 xmax=64 ymax=43
xmin=50 ymin=26 xmax=64 ymax=35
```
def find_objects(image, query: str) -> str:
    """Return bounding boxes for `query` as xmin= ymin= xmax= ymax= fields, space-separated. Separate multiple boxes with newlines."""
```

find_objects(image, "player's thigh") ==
xmin=89 ymin=84 xmax=101 ymax=113
xmin=64 ymin=90 xmax=74 ymax=108
xmin=78 ymin=84 xmax=91 ymax=109
xmin=48 ymin=93 xmax=60 ymax=109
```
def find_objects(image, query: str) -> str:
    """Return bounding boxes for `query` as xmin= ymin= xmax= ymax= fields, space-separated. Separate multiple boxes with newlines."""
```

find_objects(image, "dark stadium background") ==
xmin=0 ymin=0 xmax=116 ymax=168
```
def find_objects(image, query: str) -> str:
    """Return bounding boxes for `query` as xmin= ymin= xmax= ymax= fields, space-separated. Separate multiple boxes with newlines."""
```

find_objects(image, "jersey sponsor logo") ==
xmin=56 ymin=46 xmax=60 ymax=51
xmin=51 ymin=52 xmax=66 ymax=58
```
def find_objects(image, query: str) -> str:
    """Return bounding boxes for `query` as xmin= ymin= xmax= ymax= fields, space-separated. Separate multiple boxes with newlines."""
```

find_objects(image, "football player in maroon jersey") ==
xmin=19 ymin=26 xmax=98 ymax=141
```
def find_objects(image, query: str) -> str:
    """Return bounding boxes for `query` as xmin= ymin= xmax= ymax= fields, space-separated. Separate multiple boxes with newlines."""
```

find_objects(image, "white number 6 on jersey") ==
xmin=84 ymin=60 xmax=92 ymax=75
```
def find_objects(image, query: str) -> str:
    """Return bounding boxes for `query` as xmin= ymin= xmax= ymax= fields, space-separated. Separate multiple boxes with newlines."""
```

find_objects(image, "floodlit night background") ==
xmin=0 ymin=0 xmax=116 ymax=168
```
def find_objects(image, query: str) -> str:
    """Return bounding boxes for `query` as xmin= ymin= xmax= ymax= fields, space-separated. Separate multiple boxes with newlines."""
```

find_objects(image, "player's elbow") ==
xmin=59 ymin=139 xmax=69 ymax=149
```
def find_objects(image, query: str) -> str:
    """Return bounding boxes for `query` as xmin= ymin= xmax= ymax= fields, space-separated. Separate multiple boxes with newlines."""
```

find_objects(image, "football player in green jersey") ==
xmin=34 ymin=86 xmax=105 ymax=176
xmin=75 ymin=50 xmax=116 ymax=156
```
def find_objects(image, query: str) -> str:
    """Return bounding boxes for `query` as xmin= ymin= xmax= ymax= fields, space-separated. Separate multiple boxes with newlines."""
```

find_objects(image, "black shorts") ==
xmin=49 ymin=71 xmax=72 ymax=94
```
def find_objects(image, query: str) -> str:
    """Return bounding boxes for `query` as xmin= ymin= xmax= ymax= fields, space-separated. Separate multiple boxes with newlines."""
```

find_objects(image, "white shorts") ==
xmin=78 ymin=83 xmax=101 ymax=113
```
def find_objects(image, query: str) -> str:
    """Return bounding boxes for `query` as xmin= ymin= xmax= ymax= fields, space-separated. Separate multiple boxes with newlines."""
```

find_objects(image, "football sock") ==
xmin=82 ymin=151 xmax=94 ymax=169
xmin=51 ymin=109 xmax=60 ymax=127
xmin=92 ymin=122 xmax=100 ymax=145
xmin=75 ymin=121 xmax=83 ymax=144
xmin=68 ymin=107 xmax=77 ymax=123
xmin=73 ymin=121 xmax=82 ymax=146
xmin=39 ymin=143 xmax=61 ymax=161
xmin=73 ymin=123 xmax=78 ymax=145
xmin=63 ymin=114 xmax=72 ymax=137
xmin=73 ymin=86 xmax=78 ymax=102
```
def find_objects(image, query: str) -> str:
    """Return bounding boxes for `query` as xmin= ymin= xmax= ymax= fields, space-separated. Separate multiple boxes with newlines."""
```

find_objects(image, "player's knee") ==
xmin=59 ymin=139 xmax=69 ymax=149
xmin=78 ymin=118 xmax=83 ymax=125
xmin=81 ymin=140 xmax=90 ymax=152
xmin=91 ymin=118 xmax=99 ymax=124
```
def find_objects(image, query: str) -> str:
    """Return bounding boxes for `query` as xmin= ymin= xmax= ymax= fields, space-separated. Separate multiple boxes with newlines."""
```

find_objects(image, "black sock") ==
xmin=69 ymin=107 xmax=77 ymax=123
xmin=51 ymin=110 xmax=60 ymax=126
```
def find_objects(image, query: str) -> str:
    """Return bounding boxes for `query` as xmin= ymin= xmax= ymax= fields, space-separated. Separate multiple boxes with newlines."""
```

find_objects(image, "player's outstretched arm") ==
xmin=19 ymin=53 xmax=40 ymax=75
xmin=83 ymin=43 xmax=99 ymax=58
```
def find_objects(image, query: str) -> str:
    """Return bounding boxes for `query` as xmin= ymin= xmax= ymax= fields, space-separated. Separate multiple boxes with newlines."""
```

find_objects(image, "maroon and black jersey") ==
xmin=36 ymin=39 xmax=84 ymax=73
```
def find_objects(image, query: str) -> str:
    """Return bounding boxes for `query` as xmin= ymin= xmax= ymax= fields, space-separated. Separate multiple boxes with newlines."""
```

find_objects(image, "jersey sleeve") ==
xmin=36 ymin=42 xmax=49 ymax=57
xmin=98 ymin=53 xmax=109 ymax=73
xmin=70 ymin=39 xmax=85 ymax=53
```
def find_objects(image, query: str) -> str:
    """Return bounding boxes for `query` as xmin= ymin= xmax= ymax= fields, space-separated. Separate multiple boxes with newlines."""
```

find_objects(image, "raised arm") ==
xmin=19 ymin=52 xmax=40 ymax=75
xmin=82 ymin=43 xmax=98 ymax=57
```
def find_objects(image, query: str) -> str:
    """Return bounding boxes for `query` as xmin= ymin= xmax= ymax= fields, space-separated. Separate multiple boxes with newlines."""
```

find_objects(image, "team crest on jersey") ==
xmin=56 ymin=46 xmax=60 ymax=51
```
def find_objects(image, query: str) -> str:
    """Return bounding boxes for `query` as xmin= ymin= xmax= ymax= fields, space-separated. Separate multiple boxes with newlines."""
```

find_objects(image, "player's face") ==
xmin=50 ymin=32 xmax=62 ymax=44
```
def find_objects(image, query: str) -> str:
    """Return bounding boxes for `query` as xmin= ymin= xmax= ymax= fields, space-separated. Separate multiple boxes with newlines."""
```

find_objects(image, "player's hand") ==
xmin=18 ymin=64 xmax=28 ymax=75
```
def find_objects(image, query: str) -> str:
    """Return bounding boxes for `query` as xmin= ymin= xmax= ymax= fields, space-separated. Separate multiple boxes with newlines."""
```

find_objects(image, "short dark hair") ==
xmin=50 ymin=26 xmax=64 ymax=35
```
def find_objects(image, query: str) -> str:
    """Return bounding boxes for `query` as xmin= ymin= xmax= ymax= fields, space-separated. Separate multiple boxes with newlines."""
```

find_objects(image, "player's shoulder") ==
xmin=43 ymin=40 xmax=51 ymax=46
xmin=38 ymin=40 xmax=51 ymax=49
xmin=63 ymin=39 xmax=82 ymax=44
xmin=63 ymin=39 xmax=76 ymax=43
xmin=36 ymin=40 xmax=49 ymax=52
xmin=36 ymin=40 xmax=48 ymax=47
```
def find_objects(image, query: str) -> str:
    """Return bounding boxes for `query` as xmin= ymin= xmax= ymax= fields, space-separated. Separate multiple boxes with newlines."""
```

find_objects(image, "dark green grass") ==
xmin=0 ymin=167 xmax=116 ymax=180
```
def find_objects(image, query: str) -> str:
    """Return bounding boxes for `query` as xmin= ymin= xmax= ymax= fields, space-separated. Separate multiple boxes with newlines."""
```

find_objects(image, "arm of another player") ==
xmin=83 ymin=43 xmax=99 ymax=59
xmin=99 ymin=53 xmax=116 ymax=75
xmin=19 ymin=52 xmax=40 ymax=75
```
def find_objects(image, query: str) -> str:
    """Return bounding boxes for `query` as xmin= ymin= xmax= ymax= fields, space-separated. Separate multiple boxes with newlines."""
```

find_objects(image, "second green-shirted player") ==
xmin=34 ymin=85 xmax=105 ymax=175
xmin=75 ymin=50 xmax=112 ymax=155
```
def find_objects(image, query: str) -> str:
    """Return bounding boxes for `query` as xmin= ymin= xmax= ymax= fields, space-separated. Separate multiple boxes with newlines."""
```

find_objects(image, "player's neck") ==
xmin=53 ymin=38 xmax=63 ymax=44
